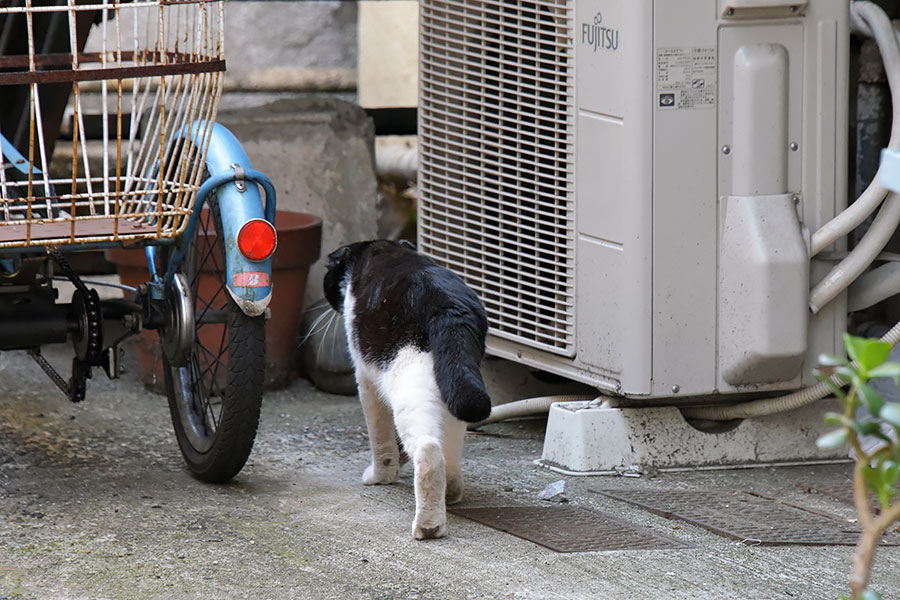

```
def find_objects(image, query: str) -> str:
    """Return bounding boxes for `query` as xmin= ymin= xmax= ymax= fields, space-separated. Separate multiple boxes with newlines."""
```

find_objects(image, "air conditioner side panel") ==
xmin=576 ymin=113 xmax=624 ymax=378
xmin=803 ymin=4 xmax=849 ymax=388
xmin=650 ymin=0 xmax=719 ymax=397
xmin=575 ymin=0 xmax=653 ymax=395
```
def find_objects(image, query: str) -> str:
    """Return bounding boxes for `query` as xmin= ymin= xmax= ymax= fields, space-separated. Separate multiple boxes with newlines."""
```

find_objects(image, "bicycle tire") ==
xmin=163 ymin=190 xmax=265 ymax=483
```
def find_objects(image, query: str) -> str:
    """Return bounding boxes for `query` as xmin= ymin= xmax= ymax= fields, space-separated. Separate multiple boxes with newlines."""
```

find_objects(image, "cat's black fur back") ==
xmin=324 ymin=240 xmax=491 ymax=423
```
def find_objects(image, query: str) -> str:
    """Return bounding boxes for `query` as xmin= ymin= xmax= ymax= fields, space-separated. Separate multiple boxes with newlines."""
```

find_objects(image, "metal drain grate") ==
xmin=593 ymin=489 xmax=899 ymax=546
xmin=797 ymin=481 xmax=881 ymax=514
xmin=450 ymin=506 xmax=692 ymax=553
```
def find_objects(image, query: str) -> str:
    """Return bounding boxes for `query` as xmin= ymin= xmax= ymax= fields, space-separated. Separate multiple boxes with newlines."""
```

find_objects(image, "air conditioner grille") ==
xmin=419 ymin=0 xmax=575 ymax=356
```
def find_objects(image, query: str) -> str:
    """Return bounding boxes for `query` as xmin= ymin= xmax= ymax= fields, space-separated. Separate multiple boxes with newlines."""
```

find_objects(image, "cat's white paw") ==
xmin=412 ymin=517 xmax=448 ymax=540
xmin=445 ymin=473 xmax=464 ymax=505
xmin=362 ymin=460 xmax=399 ymax=485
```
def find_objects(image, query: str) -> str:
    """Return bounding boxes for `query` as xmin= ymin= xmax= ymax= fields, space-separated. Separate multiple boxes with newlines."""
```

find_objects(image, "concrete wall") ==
xmin=84 ymin=1 xmax=358 ymax=94
xmin=224 ymin=1 xmax=357 ymax=93
xmin=358 ymin=1 xmax=418 ymax=108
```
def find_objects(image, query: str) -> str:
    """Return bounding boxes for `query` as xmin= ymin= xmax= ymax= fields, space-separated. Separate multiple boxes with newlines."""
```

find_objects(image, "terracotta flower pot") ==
xmin=106 ymin=210 xmax=322 ymax=392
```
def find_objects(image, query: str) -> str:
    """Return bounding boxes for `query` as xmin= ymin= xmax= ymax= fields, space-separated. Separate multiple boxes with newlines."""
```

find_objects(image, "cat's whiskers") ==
xmin=298 ymin=303 xmax=337 ymax=348
xmin=315 ymin=308 xmax=338 ymax=364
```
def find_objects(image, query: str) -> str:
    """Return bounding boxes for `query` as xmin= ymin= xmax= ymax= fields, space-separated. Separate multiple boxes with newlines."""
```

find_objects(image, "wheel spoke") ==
xmin=197 ymin=342 xmax=228 ymax=383
xmin=200 ymin=210 xmax=225 ymax=271
xmin=196 ymin=309 xmax=228 ymax=325
xmin=195 ymin=355 xmax=220 ymax=432
xmin=192 ymin=237 xmax=217 ymax=288
xmin=195 ymin=278 xmax=228 ymax=322
xmin=210 ymin=313 xmax=229 ymax=394
xmin=197 ymin=339 xmax=227 ymax=369
xmin=188 ymin=354 xmax=218 ymax=434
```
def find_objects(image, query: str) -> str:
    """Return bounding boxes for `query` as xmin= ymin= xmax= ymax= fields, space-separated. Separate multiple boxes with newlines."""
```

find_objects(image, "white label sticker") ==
xmin=656 ymin=46 xmax=716 ymax=110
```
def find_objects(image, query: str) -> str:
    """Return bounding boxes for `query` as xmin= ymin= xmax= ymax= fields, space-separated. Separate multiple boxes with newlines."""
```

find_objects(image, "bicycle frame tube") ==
xmin=1 ymin=132 xmax=40 ymax=177
xmin=163 ymin=122 xmax=276 ymax=317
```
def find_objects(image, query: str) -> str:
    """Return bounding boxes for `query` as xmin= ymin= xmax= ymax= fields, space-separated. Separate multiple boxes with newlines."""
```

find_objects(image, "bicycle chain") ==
xmin=45 ymin=248 xmax=102 ymax=403
xmin=48 ymin=248 xmax=102 ymax=363
xmin=27 ymin=348 xmax=70 ymax=395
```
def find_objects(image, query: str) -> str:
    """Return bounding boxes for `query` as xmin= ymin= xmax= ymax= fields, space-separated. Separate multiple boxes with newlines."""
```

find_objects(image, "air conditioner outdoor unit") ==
xmin=418 ymin=0 xmax=849 ymax=407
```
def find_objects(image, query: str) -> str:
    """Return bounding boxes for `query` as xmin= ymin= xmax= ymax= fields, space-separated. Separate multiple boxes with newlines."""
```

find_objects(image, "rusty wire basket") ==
xmin=0 ymin=0 xmax=224 ymax=249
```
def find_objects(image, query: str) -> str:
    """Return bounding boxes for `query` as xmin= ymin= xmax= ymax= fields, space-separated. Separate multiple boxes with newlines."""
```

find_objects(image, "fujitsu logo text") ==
xmin=581 ymin=12 xmax=619 ymax=52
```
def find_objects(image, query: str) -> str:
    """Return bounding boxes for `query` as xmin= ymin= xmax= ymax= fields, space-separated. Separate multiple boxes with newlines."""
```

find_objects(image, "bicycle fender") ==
xmin=193 ymin=122 xmax=275 ymax=317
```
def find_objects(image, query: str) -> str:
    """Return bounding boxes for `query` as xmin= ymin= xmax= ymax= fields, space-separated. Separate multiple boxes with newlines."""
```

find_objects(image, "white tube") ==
xmin=848 ymin=261 xmax=900 ymax=312
xmin=811 ymin=181 xmax=889 ymax=258
xmin=681 ymin=318 xmax=900 ymax=421
xmin=810 ymin=1 xmax=900 ymax=258
xmin=376 ymin=144 xmax=418 ymax=182
xmin=468 ymin=394 xmax=595 ymax=429
xmin=810 ymin=192 xmax=900 ymax=312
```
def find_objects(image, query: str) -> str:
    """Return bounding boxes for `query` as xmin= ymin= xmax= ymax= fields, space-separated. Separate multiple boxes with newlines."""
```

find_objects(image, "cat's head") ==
xmin=323 ymin=240 xmax=418 ymax=312
xmin=323 ymin=241 xmax=372 ymax=312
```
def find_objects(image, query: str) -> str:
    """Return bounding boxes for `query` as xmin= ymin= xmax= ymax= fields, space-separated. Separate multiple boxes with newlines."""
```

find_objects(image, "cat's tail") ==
xmin=428 ymin=309 xmax=492 ymax=423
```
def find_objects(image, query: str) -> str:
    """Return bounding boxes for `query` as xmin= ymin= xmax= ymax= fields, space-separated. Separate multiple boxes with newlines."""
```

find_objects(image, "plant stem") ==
xmin=848 ymin=452 xmax=900 ymax=599
xmin=853 ymin=457 xmax=874 ymax=529
xmin=874 ymin=498 xmax=900 ymax=535
xmin=850 ymin=525 xmax=879 ymax=600
xmin=849 ymin=401 xmax=876 ymax=600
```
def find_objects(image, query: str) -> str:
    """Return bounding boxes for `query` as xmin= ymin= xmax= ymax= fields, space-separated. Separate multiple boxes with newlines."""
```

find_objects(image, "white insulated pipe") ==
xmin=467 ymin=395 xmax=595 ymax=429
xmin=848 ymin=261 xmax=900 ymax=312
xmin=810 ymin=1 xmax=900 ymax=258
xmin=807 ymin=2 xmax=900 ymax=313
xmin=375 ymin=143 xmax=418 ymax=182
xmin=810 ymin=192 xmax=900 ymax=312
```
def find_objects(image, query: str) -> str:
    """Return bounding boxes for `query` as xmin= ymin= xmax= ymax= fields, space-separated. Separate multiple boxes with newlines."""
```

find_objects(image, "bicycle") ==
xmin=0 ymin=0 xmax=276 ymax=482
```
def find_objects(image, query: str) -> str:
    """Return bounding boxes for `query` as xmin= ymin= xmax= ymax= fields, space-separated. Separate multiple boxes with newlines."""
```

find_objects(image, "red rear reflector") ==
xmin=237 ymin=219 xmax=277 ymax=261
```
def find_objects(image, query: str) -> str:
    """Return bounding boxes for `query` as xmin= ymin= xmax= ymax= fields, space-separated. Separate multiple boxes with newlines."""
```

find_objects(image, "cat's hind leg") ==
xmin=357 ymin=371 xmax=400 ymax=485
xmin=442 ymin=417 xmax=466 ymax=505
xmin=381 ymin=348 xmax=448 ymax=540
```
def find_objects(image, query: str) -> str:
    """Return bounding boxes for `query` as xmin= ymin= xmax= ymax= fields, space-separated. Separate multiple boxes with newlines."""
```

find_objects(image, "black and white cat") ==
xmin=323 ymin=239 xmax=492 ymax=539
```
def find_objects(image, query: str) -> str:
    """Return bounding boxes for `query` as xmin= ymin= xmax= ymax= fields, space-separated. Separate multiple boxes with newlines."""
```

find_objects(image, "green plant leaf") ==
xmin=818 ymin=353 xmax=848 ymax=367
xmin=824 ymin=412 xmax=844 ymax=426
xmin=845 ymin=335 xmax=892 ymax=372
xmin=845 ymin=333 xmax=866 ymax=363
xmin=858 ymin=382 xmax=884 ymax=416
xmin=834 ymin=366 xmax=858 ymax=385
xmin=881 ymin=460 xmax=900 ymax=491
xmin=869 ymin=362 xmax=900 ymax=379
xmin=853 ymin=420 xmax=883 ymax=437
xmin=816 ymin=428 xmax=849 ymax=450
xmin=863 ymin=341 xmax=893 ymax=369
xmin=863 ymin=462 xmax=894 ymax=509
xmin=862 ymin=589 xmax=884 ymax=600
xmin=880 ymin=403 xmax=900 ymax=429
xmin=863 ymin=464 xmax=883 ymax=496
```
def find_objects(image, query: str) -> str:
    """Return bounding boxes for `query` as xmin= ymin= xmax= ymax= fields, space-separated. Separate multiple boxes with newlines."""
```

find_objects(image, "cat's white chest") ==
xmin=342 ymin=282 xmax=380 ymax=382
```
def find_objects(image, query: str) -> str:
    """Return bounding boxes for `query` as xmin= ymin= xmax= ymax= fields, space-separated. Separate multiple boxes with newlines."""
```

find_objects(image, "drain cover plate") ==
xmin=797 ymin=481 xmax=880 ymax=514
xmin=450 ymin=505 xmax=692 ymax=553
xmin=593 ymin=489 xmax=897 ymax=546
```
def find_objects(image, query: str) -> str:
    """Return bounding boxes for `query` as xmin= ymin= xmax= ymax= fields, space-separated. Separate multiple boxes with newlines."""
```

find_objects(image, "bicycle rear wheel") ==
xmin=163 ymin=191 xmax=265 ymax=483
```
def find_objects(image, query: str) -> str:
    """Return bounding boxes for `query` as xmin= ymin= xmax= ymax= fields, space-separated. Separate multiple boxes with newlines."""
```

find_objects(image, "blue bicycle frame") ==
xmin=148 ymin=122 xmax=277 ymax=318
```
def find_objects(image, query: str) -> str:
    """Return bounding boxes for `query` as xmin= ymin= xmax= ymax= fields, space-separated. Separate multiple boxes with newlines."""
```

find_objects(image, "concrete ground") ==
xmin=2 ymin=343 xmax=900 ymax=600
